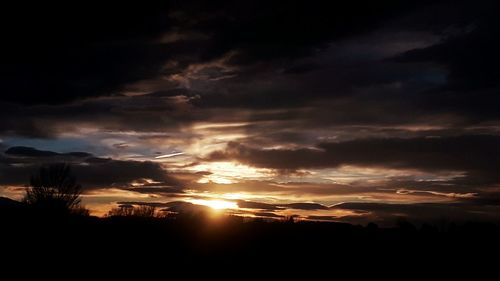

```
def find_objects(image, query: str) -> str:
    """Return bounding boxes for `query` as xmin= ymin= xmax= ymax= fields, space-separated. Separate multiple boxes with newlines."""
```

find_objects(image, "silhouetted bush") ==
xmin=24 ymin=163 xmax=85 ymax=215
xmin=106 ymin=205 xmax=158 ymax=217
xmin=107 ymin=205 xmax=134 ymax=217
xmin=133 ymin=205 xmax=157 ymax=217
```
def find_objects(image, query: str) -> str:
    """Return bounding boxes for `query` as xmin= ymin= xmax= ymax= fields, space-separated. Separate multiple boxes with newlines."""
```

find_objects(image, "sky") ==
xmin=1 ymin=0 xmax=500 ymax=225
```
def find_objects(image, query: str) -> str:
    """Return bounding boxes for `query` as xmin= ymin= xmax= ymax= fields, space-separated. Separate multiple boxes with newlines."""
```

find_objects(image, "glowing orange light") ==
xmin=188 ymin=199 xmax=238 ymax=210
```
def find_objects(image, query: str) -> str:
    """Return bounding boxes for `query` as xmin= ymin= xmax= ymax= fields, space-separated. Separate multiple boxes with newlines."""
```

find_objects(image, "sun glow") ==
xmin=189 ymin=161 xmax=272 ymax=184
xmin=188 ymin=199 xmax=238 ymax=210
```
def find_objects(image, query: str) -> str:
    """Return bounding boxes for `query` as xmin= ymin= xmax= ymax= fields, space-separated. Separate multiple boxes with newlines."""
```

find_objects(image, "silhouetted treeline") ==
xmin=1 ymin=198 xmax=499 ymax=272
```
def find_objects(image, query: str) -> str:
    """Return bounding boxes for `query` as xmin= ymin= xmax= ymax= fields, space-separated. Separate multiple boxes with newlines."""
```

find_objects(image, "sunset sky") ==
xmin=1 ymin=1 xmax=500 ymax=225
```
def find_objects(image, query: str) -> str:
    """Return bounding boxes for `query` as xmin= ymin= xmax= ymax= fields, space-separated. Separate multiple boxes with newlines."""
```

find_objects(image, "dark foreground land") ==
xmin=1 ymin=203 xmax=499 ymax=273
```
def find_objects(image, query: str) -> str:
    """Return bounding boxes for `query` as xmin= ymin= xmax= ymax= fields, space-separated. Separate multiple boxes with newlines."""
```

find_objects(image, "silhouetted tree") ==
xmin=24 ymin=163 xmax=83 ymax=213
xmin=283 ymin=215 xmax=297 ymax=224
xmin=107 ymin=205 xmax=134 ymax=217
xmin=106 ymin=205 xmax=157 ymax=217
xmin=133 ymin=205 xmax=157 ymax=217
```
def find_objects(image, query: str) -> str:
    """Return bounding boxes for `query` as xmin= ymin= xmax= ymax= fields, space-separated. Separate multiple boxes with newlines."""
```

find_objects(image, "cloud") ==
xmin=120 ymin=198 xmax=329 ymax=213
xmin=117 ymin=201 xmax=172 ymax=208
xmin=280 ymin=203 xmax=329 ymax=210
xmin=332 ymin=201 xmax=500 ymax=224
xmin=206 ymin=135 xmax=500 ymax=184
xmin=254 ymin=212 xmax=284 ymax=218
xmin=171 ymin=1 xmax=433 ymax=65
xmin=120 ymin=201 xmax=213 ymax=214
xmin=0 ymin=146 xmax=181 ymax=190
xmin=201 ymin=134 xmax=500 ymax=209
xmin=392 ymin=0 xmax=500 ymax=119
xmin=0 ymin=1 xmax=442 ymax=107
xmin=0 ymin=1 xmax=495 ymax=141
xmin=237 ymin=200 xmax=329 ymax=211
xmin=0 ymin=1 xmax=492 ymax=119
xmin=395 ymin=189 xmax=477 ymax=199
xmin=128 ymin=186 xmax=182 ymax=195
xmin=237 ymin=200 xmax=279 ymax=210
xmin=0 ymin=92 xmax=202 ymax=138
xmin=306 ymin=215 xmax=338 ymax=221
xmin=5 ymin=146 xmax=92 ymax=158
xmin=0 ymin=2 xmax=174 ymax=105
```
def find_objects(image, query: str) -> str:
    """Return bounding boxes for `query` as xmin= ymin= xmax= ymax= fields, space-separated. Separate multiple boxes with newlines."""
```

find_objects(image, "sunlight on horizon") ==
xmin=188 ymin=199 xmax=238 ymax=210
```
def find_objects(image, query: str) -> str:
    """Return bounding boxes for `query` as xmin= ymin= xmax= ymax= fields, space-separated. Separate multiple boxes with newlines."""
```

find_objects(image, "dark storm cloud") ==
xmin=176 ymin=40 xmax=443 ymax=112
xmin=466 ymin=193 xmax=500 ymax=206
xmin=207 ymin=135 xmax=500 ymax=199
xmin=0 ymin=2 xmax=173 ymax=105
xmin=171 ymin=0 xmax=433 ymax=65
xmin=5 ymin=146 xmax=92 ymax=158
xmin=0 ymin=0 xmax=494 ymax=140
xmin=73 ymin=160 xmax=180 ymax=189
xmin=0 ymin=0 xmax=437 ymax=106
xmin=393 ymin=0 xmax=500 ymax=118
xmin=0 ymin=93 xmax=200 ymax=137
xmin=0 ymin=146 xmax=180 ymax=190
xmin=395 ymin=0 xmax=500 ymax=91
xmin=164 ymin=0 xmax=500 ymax=129
xmin=206 ymin=135 xmax=500 ymax=186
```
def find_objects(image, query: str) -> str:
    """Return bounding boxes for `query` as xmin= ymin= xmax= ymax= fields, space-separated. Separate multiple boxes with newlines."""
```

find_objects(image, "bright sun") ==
xmin=189 ymin=199 xmax=238 ymax=210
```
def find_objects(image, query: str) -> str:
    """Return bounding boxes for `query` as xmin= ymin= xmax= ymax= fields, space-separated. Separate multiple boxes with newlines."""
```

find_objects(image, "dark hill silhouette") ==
xmin=1 ymin=198 xmax=499 ymax=272
xmin=0 ymin=196 xmax=23 ymax=209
